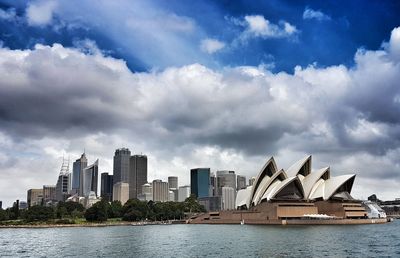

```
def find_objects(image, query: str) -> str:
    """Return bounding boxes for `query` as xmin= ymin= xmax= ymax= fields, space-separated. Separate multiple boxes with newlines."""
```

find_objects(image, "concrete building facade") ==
xmin=27 ymin=189 xmax=43 ymax=207
xmin=178 ymin=185 xmax=191 ymax=202
xmin=113 ymin=182 xmax=129 ymax=205
xmin=152 ymin=180 xmax=169 ymax=202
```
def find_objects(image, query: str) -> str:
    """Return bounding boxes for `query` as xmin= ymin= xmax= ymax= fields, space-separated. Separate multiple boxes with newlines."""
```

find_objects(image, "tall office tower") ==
xmin=27 ymin=189 xmax=43 ymax=207
xmin=56 ymin=157 xmax=70 ymax=201
xmin=190 ymin=168 xmax=210 ymax=198
xmin=152 ymin=180 xmax=169 ymax=202
xmin=129 ymin=154 xmax=147 ymax=199
xmin=82 ymin=159 xmax=99 ymax=197
xmin=221 ymin=186 xmax=235 ymax=210
xmin=178 ymin=185 xmax=191 ymax=202
xmin=43 ymin=185 xmax=56 ymax=203
xmin=210 ymin=173 xmax=217 ymax=196
xmin=168 ymin=176 xmax=178 ymax=189
xmin=0 ymin=201 xmax=2 ymax=209
xmin=237 ymin=175 xmax=247 ymax=190
xmin=113 ymin=148 xmax=131 ymax=185
xmin=216 ymin=170 xmax=236 ymax=196
xmin=113 ymin=182 xmax=129 ymax=205
xmin=72 ymin=152 xmax=87 ymax=195
xmin=101 ymin=173 xmax=113 ymax=202
xmin=249 ymin=177 xmax=256 ymax=186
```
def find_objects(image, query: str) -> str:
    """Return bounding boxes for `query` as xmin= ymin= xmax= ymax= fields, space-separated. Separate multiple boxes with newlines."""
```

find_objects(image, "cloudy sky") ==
xmin=0 ymin=0 xmax=400 ymax=207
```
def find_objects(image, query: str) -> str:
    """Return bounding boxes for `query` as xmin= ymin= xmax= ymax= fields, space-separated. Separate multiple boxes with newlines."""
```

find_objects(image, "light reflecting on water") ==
xmin=0 ymin=220 xmax=399 ymax=257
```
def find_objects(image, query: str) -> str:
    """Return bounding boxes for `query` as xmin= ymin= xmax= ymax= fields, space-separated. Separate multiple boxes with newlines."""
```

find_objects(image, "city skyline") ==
xmin=1 ymin=1 xmax=400 ymax=207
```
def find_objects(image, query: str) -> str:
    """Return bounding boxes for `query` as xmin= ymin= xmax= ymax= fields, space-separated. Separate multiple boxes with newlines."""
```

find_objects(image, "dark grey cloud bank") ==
xmin=1 ymin=28 xmax=400 ymax=206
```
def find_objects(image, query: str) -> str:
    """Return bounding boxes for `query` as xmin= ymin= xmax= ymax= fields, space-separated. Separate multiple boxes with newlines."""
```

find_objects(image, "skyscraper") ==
xmin=113 ymin=148 xmax=131 ymax=185
xmin=216 ymin=170 xmax=236 ymax=196
xmin=101 ymin=172 xmax=113 ymax=202
xmin=129 ymin=154 xmax=147 ymax=199
xmin=56 ymin=157 xmax=70 ymax=201
xmin=190 ymin=168 xmax=210 ymax=198
xmin=152 ymin=180 xmax=169 ymax=202
xmin=72 ymin=153 xmax=87 ymax=195
xmin=82 ymin=159 xmax=99 ymax=197
xmin=168 ymin=176 xmax=178 ymax=189
xmin=43 ymin=185 xmax=56 ymax=203
xmin=237 ymin=175 xmax=247 ymax=190
xmin=27 ymin=189 xmax=43 ymax=207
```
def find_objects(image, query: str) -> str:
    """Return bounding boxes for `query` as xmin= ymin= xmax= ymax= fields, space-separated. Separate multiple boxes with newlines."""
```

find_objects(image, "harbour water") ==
xmin=1 ymin=220 xmax=399 ymax=257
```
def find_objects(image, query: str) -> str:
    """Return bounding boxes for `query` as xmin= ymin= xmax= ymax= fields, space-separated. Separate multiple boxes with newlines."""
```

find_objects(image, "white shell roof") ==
xmin=286 ymin=155 xmax=312 ymax=178
xmin=269 ymin=176 xmax=304 ymax=200
xmin=236 ymin=186 xmax=252 ymax=208
xmin=235 ymin=156 xmax=357 ymax=209
xmin=302 ymin=167 xmax=330 ymax=199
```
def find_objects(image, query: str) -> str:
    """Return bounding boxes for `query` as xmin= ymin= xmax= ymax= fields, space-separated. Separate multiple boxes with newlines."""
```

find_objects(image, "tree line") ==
xmin=0 ymin=195 xmax=205 ymax=223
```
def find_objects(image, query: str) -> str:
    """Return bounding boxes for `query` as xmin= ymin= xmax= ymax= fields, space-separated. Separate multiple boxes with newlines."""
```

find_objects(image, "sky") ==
xmin=0 ymin=0 xmax=400 ymax=207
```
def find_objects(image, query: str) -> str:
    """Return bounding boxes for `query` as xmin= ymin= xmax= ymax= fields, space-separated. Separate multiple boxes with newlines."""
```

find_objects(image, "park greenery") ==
xmin=0 ymin=195 xmax=205 ymax=224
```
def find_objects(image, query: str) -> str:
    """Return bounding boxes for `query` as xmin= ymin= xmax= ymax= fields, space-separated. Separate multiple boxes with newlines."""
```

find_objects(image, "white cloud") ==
xmin=26 ymin=0 xmax=58 ymax=26
xmin=200 ymin=38 xmax=226 ymax=54
xmin=388 ymin=26 xmax=400 ymax=60
xmin=239 ymin=15 xmax=299 ymax=40
xmin=303 ymin=7 xmax=331 ymax=21
xmin=0 ymin=8 xmax=16 ymax=21
xmin=1 ymin=27 xmax=400 ymax=206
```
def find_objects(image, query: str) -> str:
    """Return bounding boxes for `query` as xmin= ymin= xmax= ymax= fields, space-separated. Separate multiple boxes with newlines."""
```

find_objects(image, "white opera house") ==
xmin=189 ymin=155 xmax=388 ymax=225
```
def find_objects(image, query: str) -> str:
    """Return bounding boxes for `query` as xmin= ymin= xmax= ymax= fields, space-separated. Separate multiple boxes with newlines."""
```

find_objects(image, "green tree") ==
xmin=25 ymin=206 xmax=55 ymax=222
xmin=84 ymin=200 xmax=108 ymax=222
xmin=184 ymin=195 xmax=206 ymax=213
xmin=108 ymin=200 xmax=123 ymax=218
xmin=122 ymin=199 xmax=149 ymax=221
xmin=0 ymin=209 xmax=8 ymax=221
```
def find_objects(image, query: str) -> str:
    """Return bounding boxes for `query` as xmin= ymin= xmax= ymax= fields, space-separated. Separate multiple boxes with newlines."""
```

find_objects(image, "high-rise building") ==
xmin=152 ymin=180 xmax=169 ymax=202
xmin=0 ymin=201 xmax=2 ymax=209
xmin=210 ymin=173 xmax=217 ymax=196
xmin=101 ymin=173 xmax=113 ymax=202
xmin=191 ymin=168 xmax=210 ymax=198
xmin=72 ymin=153 xmax=87 ymax=195
xmin=56 ymin=157 xmax=70 ymax=202
xmin=221 ymin=186 xmax=235 ymax=210
xmin=168 ymin=176 xmax=178 ymax=189
xmin=129 ymin=155 xmax=147 ymax=199
xmin=178 ymin=185 xmax=190 ymax=202
xmin=27 ymin=189 xmax=43 ymax=207
xmin=249 ymin=177 xmax=256 ymax=186
xmin=113 ymin=182 xmax=129 ymax=205
xmin=43 ymin=185 xmax=56 ymax=203
xmin=113 ymin=148 xmax=131 ymax=185
xmin=216 ymin=170 xmax=236 ymax=196
xmin=237 ymin=175 xmax=247 ymax=190
xmin=56 ymin=174 xmax=70 ymax=201
xmin=82 ymin=160 xmax=99 ymax=197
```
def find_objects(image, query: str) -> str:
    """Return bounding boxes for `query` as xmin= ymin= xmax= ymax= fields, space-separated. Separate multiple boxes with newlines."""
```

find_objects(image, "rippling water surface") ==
xmin=0 ymin=220 xmax=399 ymax=257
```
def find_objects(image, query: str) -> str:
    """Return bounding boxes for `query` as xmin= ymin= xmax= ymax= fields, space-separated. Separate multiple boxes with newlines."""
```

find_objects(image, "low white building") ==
xmin=221 ymin=186 xmax=235 ymax=210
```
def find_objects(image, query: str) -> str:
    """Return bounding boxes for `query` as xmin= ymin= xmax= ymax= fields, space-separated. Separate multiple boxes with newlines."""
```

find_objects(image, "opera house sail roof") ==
xmin=236 ymin=155 xmax=357 ymax=209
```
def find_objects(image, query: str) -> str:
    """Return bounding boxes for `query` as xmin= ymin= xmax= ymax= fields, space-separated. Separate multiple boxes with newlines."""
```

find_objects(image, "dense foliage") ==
xmin=0 ymin=195 xmax=205 ymax=223
xmin=24 ymin=206 xmax=54 ymax=222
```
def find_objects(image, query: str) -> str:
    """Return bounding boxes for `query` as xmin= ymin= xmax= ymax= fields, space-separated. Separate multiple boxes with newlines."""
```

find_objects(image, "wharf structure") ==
xmin=189 ymin=155 xmax=388 ymax=225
